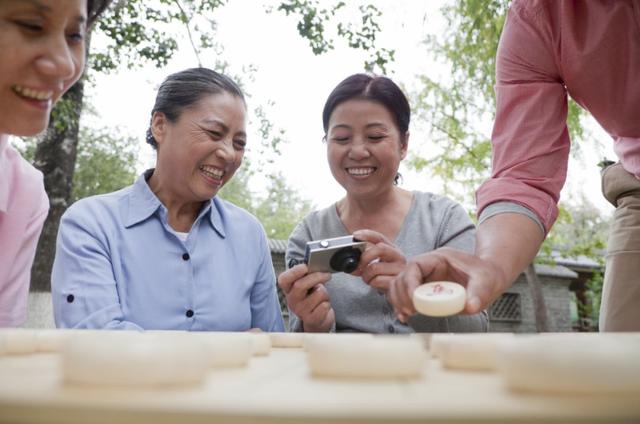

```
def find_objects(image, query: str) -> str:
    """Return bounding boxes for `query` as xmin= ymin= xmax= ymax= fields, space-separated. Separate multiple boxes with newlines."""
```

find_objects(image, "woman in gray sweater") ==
xmin=278 ymin=73 xmax=488 ymax=333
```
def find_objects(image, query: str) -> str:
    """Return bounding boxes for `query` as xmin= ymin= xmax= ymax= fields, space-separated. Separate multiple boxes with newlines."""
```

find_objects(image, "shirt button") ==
xmin=67 ymin=294 xmax=75 ymax=303
xmin=186 ymin=309 xmax=194 ymax=318
xmin=388 ymin=325 xmax=395 ymax=333
xmin=182 ymin=253 xmax=190 ymax=261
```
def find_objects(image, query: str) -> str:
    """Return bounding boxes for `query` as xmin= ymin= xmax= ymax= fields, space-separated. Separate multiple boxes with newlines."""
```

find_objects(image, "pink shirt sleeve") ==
xmin=476 ymin=0 xmax=570 ymax=233
xmin=0 ymin=142 xmax=49 ymax=327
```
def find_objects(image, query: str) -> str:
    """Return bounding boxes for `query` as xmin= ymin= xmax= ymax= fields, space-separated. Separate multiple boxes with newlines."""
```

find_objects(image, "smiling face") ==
xmin=151 ymin=92 xmax=247 ymax=203
xmin=326 ymin=99 xmax=408 ymax=199
xmin=0 ymin=0 xmax=87 ymax=136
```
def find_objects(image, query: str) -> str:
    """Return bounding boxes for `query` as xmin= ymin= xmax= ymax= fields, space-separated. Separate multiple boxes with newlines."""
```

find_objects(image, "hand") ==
xmin=388 ymin=247 xmax=508 ymax=322
xmin=351 ymin=229 xmax=407 ymax=294
xmin=277 ymin=264 xmax=335 ymax=332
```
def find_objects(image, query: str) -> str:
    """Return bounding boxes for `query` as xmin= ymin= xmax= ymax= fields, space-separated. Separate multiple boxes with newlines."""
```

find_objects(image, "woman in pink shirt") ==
xmin=389 ymin=0 xmax=640 ymax=331
xmin=0 ymin=0 xmax=111 ymax=326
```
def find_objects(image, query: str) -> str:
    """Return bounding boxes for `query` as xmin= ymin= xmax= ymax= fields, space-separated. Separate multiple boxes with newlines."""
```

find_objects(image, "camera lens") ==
xmin=329 ymin=247 xmax=362 ymax=273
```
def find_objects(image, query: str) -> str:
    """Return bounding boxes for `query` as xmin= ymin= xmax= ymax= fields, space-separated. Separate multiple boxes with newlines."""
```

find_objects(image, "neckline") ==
xmin=331 ymin=191 xmax=418 ymax=244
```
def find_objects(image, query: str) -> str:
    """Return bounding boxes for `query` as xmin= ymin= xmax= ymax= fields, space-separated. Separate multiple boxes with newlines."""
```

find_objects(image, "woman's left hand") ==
xmin=351 ymin=229 xmax=407 ymax=294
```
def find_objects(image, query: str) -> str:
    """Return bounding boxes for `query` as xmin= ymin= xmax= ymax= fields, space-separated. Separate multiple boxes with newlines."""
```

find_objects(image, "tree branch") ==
xmin=173 ymin=0 xmax=202 ymax=66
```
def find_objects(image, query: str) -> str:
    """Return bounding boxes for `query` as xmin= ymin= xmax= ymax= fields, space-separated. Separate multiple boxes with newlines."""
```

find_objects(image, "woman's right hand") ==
xmin=277 ymin=264 xmax=334 ymax=332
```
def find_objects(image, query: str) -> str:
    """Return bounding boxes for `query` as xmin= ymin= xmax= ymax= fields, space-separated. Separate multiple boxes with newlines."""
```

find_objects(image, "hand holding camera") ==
xmin=350 ymin=229 xmax=407 ymax=294
xmin=278 ymin=235 xmax=366 ymax=332
xmin=277 ymin=263 xmax=335 ymax=333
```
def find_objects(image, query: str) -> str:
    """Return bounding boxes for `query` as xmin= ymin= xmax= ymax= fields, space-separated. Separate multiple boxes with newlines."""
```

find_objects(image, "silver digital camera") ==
xmin=302 ymin=235 xmax=366 ymax=274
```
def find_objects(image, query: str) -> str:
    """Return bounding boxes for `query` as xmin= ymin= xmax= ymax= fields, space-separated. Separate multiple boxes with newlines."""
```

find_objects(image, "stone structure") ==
xmin=488 ymin=264 xmax=576 ymax=333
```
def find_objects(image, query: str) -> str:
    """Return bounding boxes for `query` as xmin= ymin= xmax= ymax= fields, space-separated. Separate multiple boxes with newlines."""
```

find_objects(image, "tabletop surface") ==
xmin=1 ymin=333 xmax=639 ymax=424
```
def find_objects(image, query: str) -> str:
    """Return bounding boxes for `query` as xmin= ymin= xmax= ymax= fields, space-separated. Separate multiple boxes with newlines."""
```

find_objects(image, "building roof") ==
xmin=268 ymin=238 xmax=288 ymax=254
xmin=549 ymin=251 xmax=602 ymax=272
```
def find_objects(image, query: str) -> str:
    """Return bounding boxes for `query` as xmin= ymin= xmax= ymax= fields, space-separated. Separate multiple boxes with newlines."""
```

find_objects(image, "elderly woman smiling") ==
xmin=279 ymin=73 xmax=488 ymax=333
xmin=52 ymin=68 xmax=284 ymax=331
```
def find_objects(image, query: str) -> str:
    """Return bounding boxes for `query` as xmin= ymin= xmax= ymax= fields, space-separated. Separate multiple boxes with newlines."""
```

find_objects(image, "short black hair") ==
xmin=87 ymin=0 xmax=113 ymax=25
xmin=322 ymin=73 xmax=410 ymax=134
xmin=146 ymin=67 xmax=246 ymax=149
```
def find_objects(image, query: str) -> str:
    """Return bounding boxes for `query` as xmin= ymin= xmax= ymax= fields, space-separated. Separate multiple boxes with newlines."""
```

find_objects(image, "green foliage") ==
xmin=584 ymin=270 xmax=604 ymax=327
xmin=275 ymin=0 xmax=394 ymax=73
xmin=18 ymin=127 xmax=138 ymax=203
xmin=412 ymin=0 xmax=589 ymax=199
xmin=253 ymin=173 xmax=313 ymax=239
xmin=539 ymin=194 xmax=609 ymax=263
xmin=219 ymin=170 xmax=312 ymax=240
xmin=71 ymin=127 xmax=139 ymax=202
xmin=90 ymin=0 xmax=227 ymax=72
xmin=217 ymin=166 xmax=256 ymax=212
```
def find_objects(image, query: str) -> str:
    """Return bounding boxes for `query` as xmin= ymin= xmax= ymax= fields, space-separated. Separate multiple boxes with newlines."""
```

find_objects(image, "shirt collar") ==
xmin=124 ymin=169 xmax=227 ymax=238
xmin=123 ymin=169 xmax=162 ymax=228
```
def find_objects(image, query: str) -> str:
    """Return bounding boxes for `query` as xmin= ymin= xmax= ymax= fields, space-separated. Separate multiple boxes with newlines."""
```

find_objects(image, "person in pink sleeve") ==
xmin=0 ymin=0 xmax=111 ymax=327
xmin=389 ymin=0 xmax=640 ymax=331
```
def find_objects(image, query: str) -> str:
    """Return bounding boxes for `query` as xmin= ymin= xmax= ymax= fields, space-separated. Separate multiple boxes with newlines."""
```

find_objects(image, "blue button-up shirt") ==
xmin=52 ymin=171 xmax=284 ymax=332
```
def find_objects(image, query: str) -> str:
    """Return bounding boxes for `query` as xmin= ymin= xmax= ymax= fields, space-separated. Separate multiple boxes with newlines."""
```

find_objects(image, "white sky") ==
xmin=84 ymin=0 xmax=615 ymax=217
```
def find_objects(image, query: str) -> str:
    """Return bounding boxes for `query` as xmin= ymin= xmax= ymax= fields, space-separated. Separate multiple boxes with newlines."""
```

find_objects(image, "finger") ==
xmin=361 ymin=260 xmax=406 ymax=285
xmin=396 ymin=312 xmax=409 ymax=324
xmin=359 ymin=243 xmax=404 ymax=268
xmin=394 ymin=263 xmax=422 ymax=317
xmin=411 ymin=252 xmax=452 ymax=283
xmin=355 ymin=244 xmax=405 ymax=277
xmin=429 ymin=247 xmax=473 ymax=283
xmin=463 ymin=271 xmax=495 ymax=315
xmin=389 ymin=277 xmax=410 ymax=323
xmin=307 ymin=300 xmax=333 ymax=325
xmin=368 ymin=275 xmax=393 ymax=293
xmin=352 ymin=229 xmax=391 ymax=245
xmin=297 ymin=284 xmax=331 ymax=320
xmin=288 ymin=272 xmax=331 ymax=305
xmin=277 ymin=264 xmax=309 ymax=294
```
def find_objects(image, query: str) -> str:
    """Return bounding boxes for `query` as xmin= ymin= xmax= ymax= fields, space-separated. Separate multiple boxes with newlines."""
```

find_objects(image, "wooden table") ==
xmin=1 ymin=338 xmax=639 ymax=424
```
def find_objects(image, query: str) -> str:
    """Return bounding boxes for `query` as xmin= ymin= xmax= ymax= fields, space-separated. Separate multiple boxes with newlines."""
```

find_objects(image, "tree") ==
xmin=275 ymin=0 xmax=394 ymax=73
xmin=70 ymin=127 xmax=138 ymax=202
xmin=31 ymin=0 xmax=393 ymax=290
xmin=253 ymin=173 xmax=313 ymax=240
xmin=411 ymin=0 xmax=588 ymax=199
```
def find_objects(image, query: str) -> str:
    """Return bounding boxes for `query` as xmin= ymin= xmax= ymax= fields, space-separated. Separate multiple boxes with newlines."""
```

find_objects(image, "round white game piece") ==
xmin=428 ymin=333 xmax=456 ymax=359
xmin=62 ymin=332 xmax=210 ymax=387
xmin=195 ymin=333 xmax=253 ymax=367
xmin=306 ymin=335 xmax=427 ymax=379
xmin=248 ymin=332 xmax=272 ymax=356
xmin=303 ymin=333 xmax=374 ymax=351
xmin=0 ymin=329 xmax=38 ymax=355
xmin=496 ymin=335 xmax=640 ymax=394
xmin=270 ymin=332 xmax=305 ymax=348
xmin=35 ymin=329 xmax=74 ymax=353
xmin=412 ymin=282 xmax=466 ymax=317
xmin=437 ymin=333 xmax=514 ymax=371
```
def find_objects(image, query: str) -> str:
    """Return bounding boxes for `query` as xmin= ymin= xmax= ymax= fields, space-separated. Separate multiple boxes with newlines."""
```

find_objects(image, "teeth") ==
xmin=347 ymin=167 xmax=375 ymax=176
xmin=200 ymin=165 xmax=224 ymax=179
xmin=12 ymin=85 xmax=53 ymax=101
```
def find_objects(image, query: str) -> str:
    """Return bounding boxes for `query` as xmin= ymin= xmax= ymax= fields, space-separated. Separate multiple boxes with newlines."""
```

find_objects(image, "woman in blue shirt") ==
xmin=52 ymin=68 xmax=284 ymax=332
